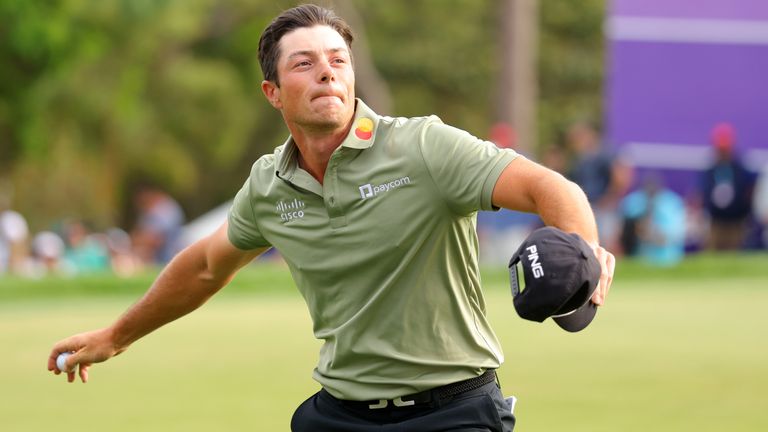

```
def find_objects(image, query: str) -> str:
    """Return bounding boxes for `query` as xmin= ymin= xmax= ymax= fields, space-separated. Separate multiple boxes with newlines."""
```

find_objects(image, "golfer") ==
xmin=48 ymin=5 xmax=615 ymax=431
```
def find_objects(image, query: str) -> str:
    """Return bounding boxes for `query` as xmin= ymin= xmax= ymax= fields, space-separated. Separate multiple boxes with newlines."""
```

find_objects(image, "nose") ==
xmin=318 ymin=60 xmax=335 ymax=83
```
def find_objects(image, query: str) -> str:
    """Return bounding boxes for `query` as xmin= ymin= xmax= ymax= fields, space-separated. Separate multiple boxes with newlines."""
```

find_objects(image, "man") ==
xmin=130 ymin=184 xmax=186 ymax=265
xmin=620 ymin=173 xmax=686 ymax=266
xmin=48 ymin=5 xmax=614 ymax=431
xmin=700 ymin=122 xmax=756 ymax=250
xmin=754 ymin=162 xmax=768 ymax=248
xmin=0 ymin=194 xmax=30 ymax=275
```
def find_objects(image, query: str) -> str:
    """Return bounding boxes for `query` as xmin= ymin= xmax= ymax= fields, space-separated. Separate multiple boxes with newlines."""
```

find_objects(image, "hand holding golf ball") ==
xmin=50 ymin=328 xmax=119 ymax=383
xmin=56 ymin=352 xmax=73 ymax=372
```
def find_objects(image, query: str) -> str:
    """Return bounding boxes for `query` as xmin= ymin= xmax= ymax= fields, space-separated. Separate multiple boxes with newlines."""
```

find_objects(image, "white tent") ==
xmin=179 ymin=201 xmax=232 ymax=247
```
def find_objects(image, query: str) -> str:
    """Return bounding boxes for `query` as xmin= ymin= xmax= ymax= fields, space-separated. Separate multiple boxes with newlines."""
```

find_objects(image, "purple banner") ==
xmin=612 ymin=0 xmax=768 ymax=21
xmin=608 ymin=42 xmax=768 ymax=148
xmin=606 ymin=0 xmax=768 ymax=196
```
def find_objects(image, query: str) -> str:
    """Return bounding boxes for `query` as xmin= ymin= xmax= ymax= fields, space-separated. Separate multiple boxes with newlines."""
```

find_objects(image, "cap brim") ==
xmin=552 ymin=301 xmax=597 ymax=333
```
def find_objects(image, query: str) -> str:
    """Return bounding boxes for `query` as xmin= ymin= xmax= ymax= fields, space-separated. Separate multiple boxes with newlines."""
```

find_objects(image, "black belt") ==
xmin=341 ymin=369 xmax=497 ymax=410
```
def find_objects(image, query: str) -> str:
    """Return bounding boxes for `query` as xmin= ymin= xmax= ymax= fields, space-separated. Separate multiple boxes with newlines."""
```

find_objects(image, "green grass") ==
xmin=1 ymin=253 xmax=767 ymax=431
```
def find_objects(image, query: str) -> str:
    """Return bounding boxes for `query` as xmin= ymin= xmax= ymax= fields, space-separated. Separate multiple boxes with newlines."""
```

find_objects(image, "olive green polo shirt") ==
xmin=228 ymin=99 xmax=518 ymax=401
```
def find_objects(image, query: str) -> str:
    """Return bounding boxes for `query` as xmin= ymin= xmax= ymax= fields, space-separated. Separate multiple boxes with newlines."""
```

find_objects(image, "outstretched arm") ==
xmin=492 ymin=156 xmax=615 ymax=305
xmin=47 ymin=222 xmax=267 ymax=382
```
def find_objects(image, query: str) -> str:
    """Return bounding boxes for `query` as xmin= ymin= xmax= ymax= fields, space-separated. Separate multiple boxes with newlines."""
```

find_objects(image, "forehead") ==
xmin=278 ymin=25 xmax=349 ymax=61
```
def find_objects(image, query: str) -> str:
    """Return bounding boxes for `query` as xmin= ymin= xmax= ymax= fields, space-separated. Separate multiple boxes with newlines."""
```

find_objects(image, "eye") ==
xmin=293 ymin=60 xmax=311 ymax=69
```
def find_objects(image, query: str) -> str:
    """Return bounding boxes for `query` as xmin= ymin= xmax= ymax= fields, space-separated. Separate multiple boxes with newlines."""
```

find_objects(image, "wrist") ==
xmin=105 ymin=326 xmax=131 ymax=355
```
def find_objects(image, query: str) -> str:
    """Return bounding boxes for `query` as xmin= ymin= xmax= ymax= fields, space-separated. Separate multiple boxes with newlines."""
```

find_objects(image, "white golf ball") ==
xmin=56 ymin=352 xmax=71 ymax=372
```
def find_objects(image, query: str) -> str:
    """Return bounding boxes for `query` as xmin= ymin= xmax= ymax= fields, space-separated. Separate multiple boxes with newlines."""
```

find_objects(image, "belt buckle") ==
xmin=368 ymin=396 xmax=417 ymax=409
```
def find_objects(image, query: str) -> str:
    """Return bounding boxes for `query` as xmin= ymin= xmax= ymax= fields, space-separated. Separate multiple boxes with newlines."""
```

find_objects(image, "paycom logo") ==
xmin=359 ymin=176 xmax=411 ymax=200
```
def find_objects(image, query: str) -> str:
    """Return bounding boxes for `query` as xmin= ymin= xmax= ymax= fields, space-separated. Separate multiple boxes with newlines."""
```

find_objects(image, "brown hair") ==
xmin=258 ymin=4 xmax=354 ymax=86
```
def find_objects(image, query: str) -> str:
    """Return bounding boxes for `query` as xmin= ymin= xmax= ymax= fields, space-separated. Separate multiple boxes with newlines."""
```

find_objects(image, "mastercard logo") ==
xmin=354 ymin=118 xmax=374 ymax=140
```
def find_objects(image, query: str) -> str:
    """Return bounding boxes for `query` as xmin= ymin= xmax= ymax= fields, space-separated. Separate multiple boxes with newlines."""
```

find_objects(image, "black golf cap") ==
xmin=509 ymin=226 xmax=602 ymax=332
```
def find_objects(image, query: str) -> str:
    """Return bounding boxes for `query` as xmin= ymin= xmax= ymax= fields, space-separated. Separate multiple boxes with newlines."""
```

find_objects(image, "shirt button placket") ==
xmin=327 ymin=157 xmax=347 ymax=228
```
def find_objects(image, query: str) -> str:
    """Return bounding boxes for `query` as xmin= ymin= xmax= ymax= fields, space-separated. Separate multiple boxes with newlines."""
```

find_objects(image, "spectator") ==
xmin=699 ymin=123 xmax=756 ymax=250
xmin=540 ymin=143 xmax=569 ymax=175
xmin=31 ymin=231 xmax=66 ymax=276
xmin=620 ymin=173 xmax=686 ymax=266
xmin=0 ymin=199 xmax=30 ymax=275
xmin=131 ymin=185 xmax=185 ymax=265
xmin=488 ymin=122 xmax=516 ymax=150
xmin=61 ymin=220 xmax=111 ymax=274
xmin=105 ymin=227 xmax=140 ymax=277
xmin=753 ymin=162 xmax=768 ymax=249
xmin=566 ymin=121 xmax=631 ymax=250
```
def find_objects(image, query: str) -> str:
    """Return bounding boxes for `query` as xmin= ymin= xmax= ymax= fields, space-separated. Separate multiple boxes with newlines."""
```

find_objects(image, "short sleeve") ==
xmin=418 ymin=119 xmax=518 ymax=215
xmin=227 ymin=178 xmax=270 ymax=250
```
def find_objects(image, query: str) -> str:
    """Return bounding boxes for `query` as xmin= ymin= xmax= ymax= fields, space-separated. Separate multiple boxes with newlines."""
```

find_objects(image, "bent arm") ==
xmin=492 ymin=156 xmax=598 ymax=243
xmin=492 ymin=157 xmax=614 ymax=304
xmin=48 ymin=222 xmax=267 ymax=382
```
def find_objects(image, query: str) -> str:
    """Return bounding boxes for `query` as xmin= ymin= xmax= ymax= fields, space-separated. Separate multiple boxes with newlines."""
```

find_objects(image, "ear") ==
xmin=261 ymin=80 xmax=282 ymax=109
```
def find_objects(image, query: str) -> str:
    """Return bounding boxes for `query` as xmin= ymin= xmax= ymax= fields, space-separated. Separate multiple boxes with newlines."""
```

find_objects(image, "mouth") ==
xmin=311 ymin=92 xmax=344 ymax=102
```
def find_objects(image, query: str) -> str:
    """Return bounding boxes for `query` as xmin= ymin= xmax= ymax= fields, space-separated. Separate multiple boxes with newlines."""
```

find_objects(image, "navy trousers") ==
xmin=290 ymin=380 xmax=516 ymax=432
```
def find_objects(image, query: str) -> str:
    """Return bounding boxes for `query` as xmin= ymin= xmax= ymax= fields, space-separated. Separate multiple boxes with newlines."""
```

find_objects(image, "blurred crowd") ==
xmin=538 ymin=121 xmax=768 ymax=266
xmin=2 ymin=122 xmax=767 ymax=277
xmin=0 ymin=185 xmax=185 ymax=278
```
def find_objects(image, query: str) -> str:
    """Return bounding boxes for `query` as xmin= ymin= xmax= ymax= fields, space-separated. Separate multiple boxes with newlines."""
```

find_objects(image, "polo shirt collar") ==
xmin=275 ymin=98 xmax=379 ymax=179
xmin=341 ymin=99 xmax=379 ymax=150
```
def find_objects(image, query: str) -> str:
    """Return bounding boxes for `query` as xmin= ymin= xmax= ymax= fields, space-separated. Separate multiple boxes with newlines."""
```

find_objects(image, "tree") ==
xmin=0 ymin=0 xmax=605 ymax=231
xmin=538 ymin=0 xmax=606 ymax=149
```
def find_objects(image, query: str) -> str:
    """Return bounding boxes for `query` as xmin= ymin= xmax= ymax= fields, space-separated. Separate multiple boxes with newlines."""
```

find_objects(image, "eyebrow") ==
xmin=286 ymin=47 xmax=350 ymax=60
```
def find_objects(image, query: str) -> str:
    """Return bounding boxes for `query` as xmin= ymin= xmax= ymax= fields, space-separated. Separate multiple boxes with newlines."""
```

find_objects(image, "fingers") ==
xmin=48 ymin=328 xmax=118 ymax=384
xmin=49 ymin=337 xmax=82 ymax=371
xmin=61 ymin=357 xmax=90 ymax=383
xmin=52 ymin=350 xmax=80 ymax=382
xmin=48 ymin=355 xmax=58 ymax=373
xmin=590 ymin=245 xmax=616 ymax=306
xmin=601 ymin=249 xmax=616 ymax=303
xmin=48 ymin=347 xmax=67 ymax=372
xmin=48 ymin=335 xmax=87 ymax=382
xmin=79 ymin=364 xmax=90 ymax=383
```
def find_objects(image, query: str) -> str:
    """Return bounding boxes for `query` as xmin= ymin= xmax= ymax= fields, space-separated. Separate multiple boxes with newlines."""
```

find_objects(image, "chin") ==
xmin=313 ymin=108 xmax=352 ymax=127
xmin=298 ymin=115 xmax=345 ymax=132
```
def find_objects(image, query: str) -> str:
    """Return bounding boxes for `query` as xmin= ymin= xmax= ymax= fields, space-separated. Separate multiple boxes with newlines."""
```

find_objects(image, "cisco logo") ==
xmin=276 ymin=199 xmax=305 ymax=222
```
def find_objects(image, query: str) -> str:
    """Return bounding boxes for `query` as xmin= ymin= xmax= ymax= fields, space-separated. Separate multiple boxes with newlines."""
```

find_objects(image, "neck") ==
xmin=289 ymin=123 xmax=352 ymax=184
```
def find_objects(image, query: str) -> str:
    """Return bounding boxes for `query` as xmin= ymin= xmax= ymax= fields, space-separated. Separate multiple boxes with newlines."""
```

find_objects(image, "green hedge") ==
xmin=1 ymin=252 xmax=766 ymax=302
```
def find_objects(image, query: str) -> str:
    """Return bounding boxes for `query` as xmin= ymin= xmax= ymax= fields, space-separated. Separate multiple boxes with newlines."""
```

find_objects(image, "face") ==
xmin=567 ymin=124 xmax=598 ymax=153
xmin=261 ymin=25 xmax=355 ymax=133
